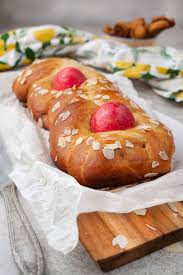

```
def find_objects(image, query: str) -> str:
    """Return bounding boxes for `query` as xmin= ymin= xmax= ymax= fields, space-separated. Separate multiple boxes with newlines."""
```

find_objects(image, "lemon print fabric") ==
xmin=33 ymin=28 xmax=56 ymax=42
xmin=0 ymin=25 xmax=94 ymax=71
xmin=0 ymin=25 xmax=183 ymax=102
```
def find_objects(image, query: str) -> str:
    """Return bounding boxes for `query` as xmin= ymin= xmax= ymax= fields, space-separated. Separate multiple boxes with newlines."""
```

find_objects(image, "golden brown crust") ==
xmin=12 ymin=57 xmax=175 ymax=189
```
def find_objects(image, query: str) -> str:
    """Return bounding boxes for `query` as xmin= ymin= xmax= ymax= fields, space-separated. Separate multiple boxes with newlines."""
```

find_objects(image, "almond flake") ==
xmin=72 ymin=129 xmax=79 ymax=136
xmin=102 ymin=148 xmax=114 ymax=160
xmin=115 ymin=141 xmax=122 ymax=149
xmin=64 ymin=128 xmax=71 ymax=136
xmin=99 ymin=78 xmax=108 ymax=84
xmin=86 ymin=136 xmax=95 ymax=145
xmin=54 ymin=155 xmax=58 ymax=161
xmin=77 ymin=90 xmax=83 ymax=95
xmin=125 ymin=140 xmax=134 ymax=148
xmin=64 ymin=89 xmax=72 ymax=95
xmin=159 ymin=150 xmax=169 ymax=160
xmin=92 ymin=141 xmax=101 ymax=150
xmin=94 ymin=94 xmax=102 ymax=99
xmin=112 ymin=235 xmax=128 ymax=249
xmin=149 ymin=119 xmax=159 ymax=125
xmin=75 ymin=137 xmax=83 ymax=145
xmin=52 ymin=101 xmax=61 ymax=112
xmin=145 ymin=224 xmax=157 ymax=231
xmin=55 ymin=91 xmax=63 ymax=98
xmin=79 ymin=94 xmax=89 ymax=100
xmin=138 ymin=125 xmax=152 ymax=131
xmin=59 ymin=111 xmax=71 ymax=121
xmin=51 ymin=90 xmax=58 ymax=95
xmin=37 ymin=89 xmax=48 ymax=95
xmin=35 ymin=86 xmax=41 ymax=92
xmin=104 ymin=141 xmax=122 ymax=150
xmin=94 ymin=100 xmax=103 ymax=106
xmin=58 ymin=137 xmax=66 ymax=148
xmin=167 ymin=202 xmax=178 ymax=213
xmin=20 ymin=78 xmax=26 ymax=84
xmin=102 ymin=95 xmax=110 ymax=100
xmin=24 ymin=69 xmax=32 ymax=76
xmin=130 ymin=101 xmax=139 ymax=109
xmin=144 ymin=172 xmax=158 ymax=178
xmin=134 ymin=208 xmax=147 ymax=216
xmin=86 ymin=78 xmax=98 ymax=86
xmin=152 ymin=161 xmax=159 ymax=168
xmin=65 ymin=136 xmax=72 ymax=143
xmin=71 ymin=98 xmax=79 ymax=103
xmin=37 ymin=118 xmax=43 ymax=128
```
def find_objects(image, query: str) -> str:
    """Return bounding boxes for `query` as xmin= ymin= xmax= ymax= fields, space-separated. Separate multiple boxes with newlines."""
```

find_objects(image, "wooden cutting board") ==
xmin=78 ymin=201 xmax=183 ymax=272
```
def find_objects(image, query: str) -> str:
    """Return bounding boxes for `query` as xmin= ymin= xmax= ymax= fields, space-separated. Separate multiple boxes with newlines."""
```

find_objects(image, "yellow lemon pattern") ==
xmin=33 ymin=28 xmax=56 ymax=42
xmin=156 ymin=66 xmax=168 ymax=74
xmin=123 ymin=67 xmax=141 ymax=78
xmin=0 ymin=25 xmax=182 ymax=102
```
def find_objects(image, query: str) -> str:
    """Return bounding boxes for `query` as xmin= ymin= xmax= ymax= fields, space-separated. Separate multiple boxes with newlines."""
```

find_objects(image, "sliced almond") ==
xmin=54 ymin=155 xmax=58 ymax=161
xmin=65 ymin=136 xmax=72 ymax=143
xmin=125 ymin=140 xmax=134 ymax=148
xmin=37 ymin=118 xmax=43 ymax=128
xmin=112 ymin=235 xmax=128 ymax=249
xmin=138 ymin=125 xmax=152 ymax=131
xmin=149 ymin=119 xmax=159 ymax=125
xmin=64 ymin=128 xmax=71 ymax=136
xmin=86 ymin=136 xmax=95 ymax=145
xmin=64 ymin=89 xmax=72 ymax=95
xmin=145 ymin=224 xmax=157 ymax=231
xmin=134 ymin=208 xmax=147 ymax=216
xmin=72 ymin=129 xmax=79 ymax=136
xmin=85 ymin=78 xmax=98 ymax=86
xmin=144 ymin=172 xmax=158 ymax=178
xmin=24 ymin=69 xmax=32 ymax=77
xmin=52 ymin=101 xmax=61 ymax=112
xmin=71 ymin=97 xmax=79 ymax=103
xmin=58 ymin=137 xmax=66 ymax=148
xmin=130 ymin=101 xmax=139 ymax=109
xmin=92 ymin=141 xmax=101 ymax=150
xmin=104 ymin=141 xmax=122 ymax=150
xmin=75 ymin=137 xmax=83 ymax=145
xmin=152 ymin=161 xmax=159 ymax=168
xmin=55 ymin=91 xmax=63 ymax=98
xmin=102 ymin=95 xmax=110 ymax=100
xmin=102 ymin=148 xmax=114 ymax=160
xmin=167 ymin=202 xmax=178 ymax=213
xmin=79 ymin=94 xmax=89 ymax=100
xmin=94 ymin=100 xmax=103 ymax=106
xmin=20 ymin=78 xmax=26 ymax=84
xmin=59 ymin=111 xmax=71 ymax=121
xmin=159 ymin=150 xmax=169 ymax=160
xmin=37 ymin=89 xmax=48 ymax=95
xmin=94 ymin=94 xmax=102 ymax=99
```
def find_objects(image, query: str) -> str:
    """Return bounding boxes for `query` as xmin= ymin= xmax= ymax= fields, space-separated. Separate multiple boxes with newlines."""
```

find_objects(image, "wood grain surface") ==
xmin=78 ymin=202 xmax=183 ymax=272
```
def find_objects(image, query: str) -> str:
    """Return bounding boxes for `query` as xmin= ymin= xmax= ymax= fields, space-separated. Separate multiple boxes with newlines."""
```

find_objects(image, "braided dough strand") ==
xmin=12 ymin=57 xmax=174 ymax=189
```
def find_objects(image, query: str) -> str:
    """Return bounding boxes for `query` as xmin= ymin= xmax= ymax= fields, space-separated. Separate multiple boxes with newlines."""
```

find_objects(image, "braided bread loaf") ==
xmin=12 ymin=57 xmax=174 ymax=189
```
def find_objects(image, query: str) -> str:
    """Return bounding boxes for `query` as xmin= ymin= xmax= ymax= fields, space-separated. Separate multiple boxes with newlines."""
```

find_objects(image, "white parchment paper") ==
xmin=0 ymin=71 xmax=183 ymax=254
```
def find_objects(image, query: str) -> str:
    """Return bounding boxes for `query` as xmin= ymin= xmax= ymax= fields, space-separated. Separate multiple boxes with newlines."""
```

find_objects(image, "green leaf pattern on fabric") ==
xmin=0 ymin=26 xmax=183 ymax=102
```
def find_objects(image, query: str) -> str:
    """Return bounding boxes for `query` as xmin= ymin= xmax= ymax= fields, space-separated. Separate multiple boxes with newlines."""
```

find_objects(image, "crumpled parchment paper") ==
xmin=0 ymin=71 xmax=183 ymax=254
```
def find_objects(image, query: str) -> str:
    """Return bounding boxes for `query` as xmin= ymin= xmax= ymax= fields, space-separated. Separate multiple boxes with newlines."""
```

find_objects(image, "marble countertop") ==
xmin=0 ymin=26 xmax=183 ymax=275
